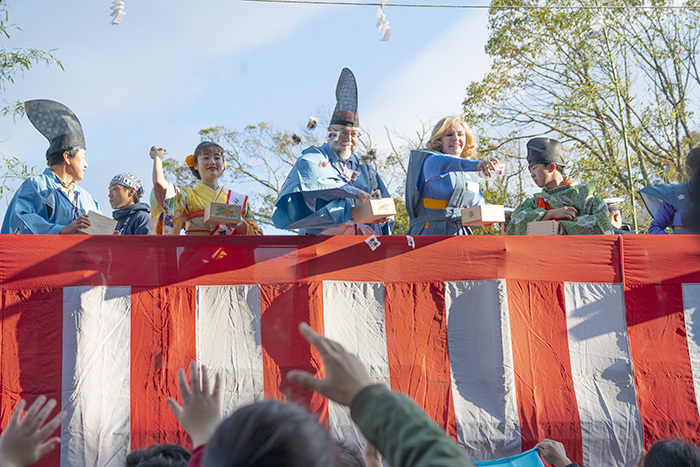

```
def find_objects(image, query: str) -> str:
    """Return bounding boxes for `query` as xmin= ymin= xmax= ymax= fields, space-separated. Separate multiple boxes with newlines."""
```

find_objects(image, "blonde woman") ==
xmin=405 ymin=116 xmax=500 ymax=235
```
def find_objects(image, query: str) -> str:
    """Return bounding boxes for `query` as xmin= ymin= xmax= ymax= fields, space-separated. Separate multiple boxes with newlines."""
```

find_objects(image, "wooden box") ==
xmin=79 ymin=211 xmax=117 ymax=235
xmin=461 ymin=205 xmax=505 ymax=226
xmin=204 ymin=202 xmax=242 ymax=225
xmin=352 ymin=198 xmax=396 ymax=224
xmin=527 ymin=220 xmax=563 ymax=235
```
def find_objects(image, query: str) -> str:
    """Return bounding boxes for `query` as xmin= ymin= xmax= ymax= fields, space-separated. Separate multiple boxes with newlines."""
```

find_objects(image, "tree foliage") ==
xmin=0 ymin=0 xmax=62 ymax=199
xmin=464 ymin=0 xmax=700 ymax=231
xmin=1 ymin=1 xmax=62 ymax=117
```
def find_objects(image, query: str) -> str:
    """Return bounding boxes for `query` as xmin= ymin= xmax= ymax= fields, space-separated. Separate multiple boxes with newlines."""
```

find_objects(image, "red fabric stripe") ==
xmin=130 ymin=286 xmax=197 ymax=450
xmin=506 ymin=280 xmax=583 ymax=465
xmin=0 ymin=289 xmax=63 ymax=467
xmin=260 ymin=283 xmax=327 ymax=425
xmin=625 ymin=284 xmax=700 ymax=447
xmin=0 ymin=236 xmax=622 ymax=289
xmin=384 ymin=282 xmax=458 ymax=441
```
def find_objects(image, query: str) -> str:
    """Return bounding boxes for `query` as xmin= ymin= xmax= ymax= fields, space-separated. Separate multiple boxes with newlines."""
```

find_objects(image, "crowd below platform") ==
xmin=1 ymin=322 xmax=699 ymax=467
xmin=1 ymin=69 xmax=700 ymax=466
xmin=2 ymin=69 xmax=699 ymax=237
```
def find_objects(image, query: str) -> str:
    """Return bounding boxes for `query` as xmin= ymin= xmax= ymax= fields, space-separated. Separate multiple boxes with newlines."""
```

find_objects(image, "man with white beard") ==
xmin=273 ymin=68 xmax=392 ymax=235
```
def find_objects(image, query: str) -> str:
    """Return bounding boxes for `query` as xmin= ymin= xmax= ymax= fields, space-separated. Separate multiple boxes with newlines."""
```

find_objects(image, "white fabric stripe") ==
xmin=564 ymin=282 xmax=643 ymax=467
xmin=61 ymin=286 xmax=131 ymax=467
xmin=322 ymin=281 xmax=390 ymax=445
xmin=445 ymin=280 xmax=521 ymax=461
xmin=683 ymin=284 xmax=700 ymax=419
xmin=196 ymin=285 xmax=264 ymax=417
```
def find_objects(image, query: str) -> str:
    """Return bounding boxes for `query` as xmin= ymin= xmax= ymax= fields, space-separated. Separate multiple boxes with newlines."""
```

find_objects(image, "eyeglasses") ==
xmin=330 ymin=128 xmax=361 ymax=139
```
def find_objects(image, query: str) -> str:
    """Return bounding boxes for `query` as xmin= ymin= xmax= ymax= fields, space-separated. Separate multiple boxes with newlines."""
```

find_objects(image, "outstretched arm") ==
xmin=150 ymin=146 xmax=169 ymax=206
xmin=0 ymin=396 xmax=67 ymax=467
xmin=287 ymin=323 xmax=469 ymax=467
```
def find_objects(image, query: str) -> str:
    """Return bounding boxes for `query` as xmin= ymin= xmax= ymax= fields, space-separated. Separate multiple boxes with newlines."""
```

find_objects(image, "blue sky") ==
xmin=0 ymin=0 xmax=493 ymax=233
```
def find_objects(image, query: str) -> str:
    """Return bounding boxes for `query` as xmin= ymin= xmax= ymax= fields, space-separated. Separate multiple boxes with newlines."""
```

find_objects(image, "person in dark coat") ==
xmin=109 ymin=172 xmax=150 ymax=235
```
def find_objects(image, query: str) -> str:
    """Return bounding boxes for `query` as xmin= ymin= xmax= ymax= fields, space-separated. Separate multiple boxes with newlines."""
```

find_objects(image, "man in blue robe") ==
xmin=640 ymin=148 xmax=698 ymax=234
xmin=1 ymin=100 xmax=100 ymax=234
xmin=272 ymin=68 xmax=392 ymax=235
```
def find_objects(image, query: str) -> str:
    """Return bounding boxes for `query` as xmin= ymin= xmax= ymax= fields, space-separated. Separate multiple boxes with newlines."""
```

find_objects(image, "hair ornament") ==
xmin=185 ymin=155 xmax=196 ymax=167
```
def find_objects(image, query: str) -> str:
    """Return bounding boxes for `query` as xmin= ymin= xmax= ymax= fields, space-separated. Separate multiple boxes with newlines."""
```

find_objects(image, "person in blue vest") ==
xmin=109 ymin=172 xmax=150 ymax=235
xmin=405 ymin=116 xmax=501 ymax=235
xmin=1 ymin=100 xmax=100 ymax=235
xmin=272 ymin=68 xmax=392 ymax=235
xmin=640 ymin=148 xmax=699 ymax=234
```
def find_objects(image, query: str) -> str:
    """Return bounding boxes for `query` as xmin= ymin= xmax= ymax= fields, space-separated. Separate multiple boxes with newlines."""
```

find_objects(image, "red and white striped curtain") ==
xmin=1 ymin=235 xmax=699 ymax=467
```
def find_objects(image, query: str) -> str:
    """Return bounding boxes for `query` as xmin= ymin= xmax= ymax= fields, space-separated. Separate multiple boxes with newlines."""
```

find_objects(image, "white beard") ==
xmin=330 ymin=140 xmax=353 ymax=161
xmin=337 ymin=148 xmax=353 ymax=161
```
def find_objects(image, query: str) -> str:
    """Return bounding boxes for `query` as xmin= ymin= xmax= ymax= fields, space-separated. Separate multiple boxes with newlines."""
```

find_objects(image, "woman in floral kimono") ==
xmin=149 ymin=142 xmax=262 ymax=236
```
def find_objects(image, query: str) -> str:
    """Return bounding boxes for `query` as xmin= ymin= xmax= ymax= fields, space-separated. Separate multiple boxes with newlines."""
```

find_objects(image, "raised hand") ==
xmin=149 ymin=146 xmax=168 ymax=161
xmin=287 ymin=322 xmax=372 ymax=406
xmin=167 ymin=361 xmax=222 ymax=448
xmin=0 ymin=396 xmax=67 ymax=467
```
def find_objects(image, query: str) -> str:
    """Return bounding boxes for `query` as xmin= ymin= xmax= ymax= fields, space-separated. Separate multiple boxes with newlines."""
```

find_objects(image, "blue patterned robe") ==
xmin=1 ymin=168 xmax=100 ymax=234
xmin=273 ymin=143 xmax=392 ymax=235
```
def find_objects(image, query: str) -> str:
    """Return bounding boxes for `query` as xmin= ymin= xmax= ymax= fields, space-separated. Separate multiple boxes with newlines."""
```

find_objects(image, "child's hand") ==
xmin=150 ymin=146 xmax=168 ymax=161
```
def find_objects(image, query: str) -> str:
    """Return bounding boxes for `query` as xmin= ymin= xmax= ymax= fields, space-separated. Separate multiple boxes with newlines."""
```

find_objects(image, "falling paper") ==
xmin=291 ymin=133 xmax=302 ymax=144
xmin=407 ymin=236 xmax=415 ymax=249
xmin=365 ymin=235 xmax=381 ymax=251
xmin=327 ymin=130 xmax=340 ymax=142
xmin=307 ymin=117 xmax=319 ymax=130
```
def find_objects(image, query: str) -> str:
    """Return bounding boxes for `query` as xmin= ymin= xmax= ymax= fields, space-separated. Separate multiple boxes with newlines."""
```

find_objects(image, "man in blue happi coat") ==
xmin=272 ymin=68 xmax=392 ymax=235
xmin=1 ymin=100 xmax=100 ymax=234
xmin=640 ymin=148 xmax=699 ymax=234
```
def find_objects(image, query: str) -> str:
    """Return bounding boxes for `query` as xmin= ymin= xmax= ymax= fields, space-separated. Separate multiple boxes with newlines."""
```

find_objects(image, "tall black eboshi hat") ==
xmin=330 ymin=68 xmax=359 ymax=128
xmin=25 ymin=99 xmax=86 ymax=159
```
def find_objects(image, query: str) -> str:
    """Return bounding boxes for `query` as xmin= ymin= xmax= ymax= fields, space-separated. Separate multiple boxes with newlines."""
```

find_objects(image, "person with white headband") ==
xmin=109 ymin=172 xmax=150 ymax=235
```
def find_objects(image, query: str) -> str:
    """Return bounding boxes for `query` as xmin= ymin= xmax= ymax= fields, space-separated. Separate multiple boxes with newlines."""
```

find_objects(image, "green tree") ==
xmin=464 ymin=0 xmax=700 ymax=231
xmin=0 ymin=0 xmax=63 ymax=200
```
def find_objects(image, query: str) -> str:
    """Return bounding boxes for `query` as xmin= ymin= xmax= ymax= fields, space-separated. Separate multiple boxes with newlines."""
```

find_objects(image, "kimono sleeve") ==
xmin=506 ymin=197 xmax=545 ymax=235
xmin=240 ymin=198 xmax=263 ymax=236
xmin=559 ymin=193 xmax=614 ymax=235
xmin=150 ymin=181 xmax=188 ymax=235
xmin=1 ymin=177 xmax=64 ymax=234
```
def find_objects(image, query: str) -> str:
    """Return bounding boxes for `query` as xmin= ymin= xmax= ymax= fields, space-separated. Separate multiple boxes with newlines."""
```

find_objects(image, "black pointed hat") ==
xmin=25 ymin=99 xmax=86 ymax=159
xmin=330 ymin=68 xmax=359 ymax=128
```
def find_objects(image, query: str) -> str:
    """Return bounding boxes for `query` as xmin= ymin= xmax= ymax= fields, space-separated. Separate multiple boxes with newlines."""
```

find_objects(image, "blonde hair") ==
xmin=427 ymin=116 xmax=477 ymax=158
